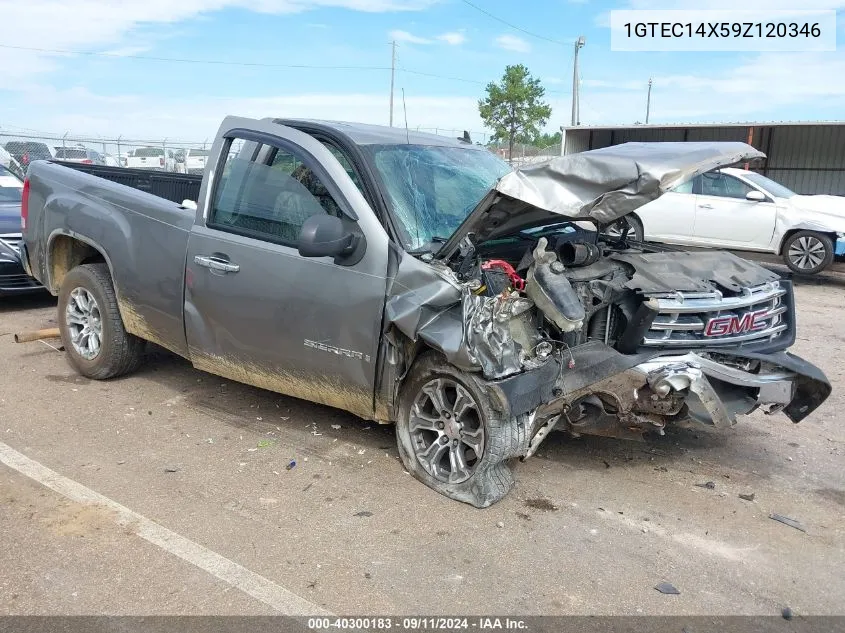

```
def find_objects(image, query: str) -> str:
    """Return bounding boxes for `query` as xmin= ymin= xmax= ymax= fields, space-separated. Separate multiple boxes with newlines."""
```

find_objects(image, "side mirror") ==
xmin=298 ymin=214 xmax=358 ymax=259
xmin=746 ymin=190 xmax=767 ymax=202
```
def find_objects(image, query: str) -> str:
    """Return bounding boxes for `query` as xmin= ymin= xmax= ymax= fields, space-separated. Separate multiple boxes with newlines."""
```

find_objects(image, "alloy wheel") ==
xmin=409 ymin=378 xmax=485 ymax=484
xmin=65 ymin=287 xmax=103 ymax=360
xmin=788 ymin=235 xmax=826 ymax=271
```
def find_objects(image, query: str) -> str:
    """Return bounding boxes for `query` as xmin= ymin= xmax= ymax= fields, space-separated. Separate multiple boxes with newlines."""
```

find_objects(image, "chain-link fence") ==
xmin=1 ymin=127 xmax=563 ymax=178
xmin=0 ymin=131 xmax=215 ymax=174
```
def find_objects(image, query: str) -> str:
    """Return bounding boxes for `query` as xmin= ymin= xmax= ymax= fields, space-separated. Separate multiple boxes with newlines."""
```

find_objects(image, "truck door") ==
xmin=184 ymin=118 xmax=391 ymax=420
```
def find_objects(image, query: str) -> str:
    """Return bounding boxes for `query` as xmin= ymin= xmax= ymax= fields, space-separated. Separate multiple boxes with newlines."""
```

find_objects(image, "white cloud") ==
xmin=436 ymin=30 xmax=466 ymax=45
xmin=576 ymin=51 xmax=845 ymax=124
xmin=388 ymin=29 xmax=432 ymax=44
xmin=494 ymin=34 xmax=530 ymax=53
xmin=0 ymin=0 xmax=439 ymax=81
xmin=1 ymin=84 xmax=489 ymax=141
xmin=100 ymin=46 xmax=151 ymax=57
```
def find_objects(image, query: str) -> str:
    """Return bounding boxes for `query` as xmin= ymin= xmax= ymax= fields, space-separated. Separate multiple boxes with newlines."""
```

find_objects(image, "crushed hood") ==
xmin=438 ymin=141 xmax=764 ymax=260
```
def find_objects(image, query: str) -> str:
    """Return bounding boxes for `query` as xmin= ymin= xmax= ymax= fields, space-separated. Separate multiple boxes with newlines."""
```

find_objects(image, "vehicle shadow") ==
xmin=131 ymin=346 xmax=396 ymax=451
xmin=0 ymin=292 xmax=55 ymax=313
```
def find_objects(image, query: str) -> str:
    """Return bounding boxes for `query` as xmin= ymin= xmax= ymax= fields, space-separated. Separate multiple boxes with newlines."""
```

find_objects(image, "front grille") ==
xmin=641 ymin=281 xmax=788 ymax=347
xmin=0 ymin=233 xmax=22 ymax=255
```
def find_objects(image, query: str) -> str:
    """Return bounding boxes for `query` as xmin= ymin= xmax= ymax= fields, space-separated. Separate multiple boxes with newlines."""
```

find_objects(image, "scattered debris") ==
xmin=739 ymin=493 xmax=756 ymax=502
xmin=654 ymin=466 xmax=668 ymax=472
xmin=525 ymin=498 xmax=559 ymax=512
xmin=302 ymin=483 xmax=314 ymax=492
xmin=602 ymin=460 xmax=611 ymax=469
xmin=307 ymin=580 xmax=317 ymax=589
xmin=695 ymin=481 xmax=716 ymax=489
xmin=331 ymin=424 xmax=342 ymax=430
xmin=117 ymin=460 xmax=126 ymax=465
xmin=310 ymin=422 xmax=322 ymax=436
xmin=515 ymin=512 xmax=531 ymax=521
xmin=782 ymin=607 xmax=794 ymax=620
xmin=354 ymin=511 xmax=373 ymax=517
xmin=655 ymin=582 xmax=680 ymax=595
xmin=364 ymin=572 xmax=372 ymax=579
xmin=286 ymin=460 xmax=297 ymax=471
xmin=769 ymin=513 xmax=806 ymax=532
xmin=787 ymin=456 xmax=793 ymax=462
xmin=257 ymin=439 xmax=275 ymax=449
xmin=496 ymin=521 xmax=505 ymax=528
xmin=164 ymin=466 xmax=179 ymax=473
xmin=206 ymin=438 xmax=214 ymax=444
xmin=256 ymin=417 xmax=263 ymax=421
xmin=357 ymin=449 xmax=366 ymax=455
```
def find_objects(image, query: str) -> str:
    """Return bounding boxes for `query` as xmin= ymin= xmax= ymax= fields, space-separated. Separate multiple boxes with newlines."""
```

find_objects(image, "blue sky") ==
xmin=1 ymin=0 xmax=843 ymax=143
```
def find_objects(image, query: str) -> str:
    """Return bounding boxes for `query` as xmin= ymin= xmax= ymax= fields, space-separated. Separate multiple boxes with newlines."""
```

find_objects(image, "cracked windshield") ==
xmin=369 ymin=144 xmax=512 ymax=251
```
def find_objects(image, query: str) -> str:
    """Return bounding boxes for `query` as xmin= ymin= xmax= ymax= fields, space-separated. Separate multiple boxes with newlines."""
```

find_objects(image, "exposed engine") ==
xmin=438 ymin=223 xmax=801 ymax=442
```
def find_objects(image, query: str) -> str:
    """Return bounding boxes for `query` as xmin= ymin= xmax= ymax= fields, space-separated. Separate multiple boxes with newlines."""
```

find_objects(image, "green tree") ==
xmin=478 ymin=65 xmax=552 ymax=162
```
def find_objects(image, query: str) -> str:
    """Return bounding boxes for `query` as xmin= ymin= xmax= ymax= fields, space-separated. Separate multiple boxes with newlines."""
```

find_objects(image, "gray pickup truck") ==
xmin=21 ymin=116 xmax=830 ymax=507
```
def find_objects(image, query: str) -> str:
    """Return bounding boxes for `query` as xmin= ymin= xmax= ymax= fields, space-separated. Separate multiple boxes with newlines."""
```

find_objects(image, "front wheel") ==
xmin=396 ymin=354 xmax=528 ymax=508
xmin=782 ymin=231 xmax=834 ymax=275
xmin=606 ymin=215 xmax=644 ymax=242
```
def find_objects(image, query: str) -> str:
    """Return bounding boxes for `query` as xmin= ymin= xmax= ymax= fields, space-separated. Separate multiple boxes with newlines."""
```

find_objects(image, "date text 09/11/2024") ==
xmin=307 ymin=617 xmax=528 ymax=630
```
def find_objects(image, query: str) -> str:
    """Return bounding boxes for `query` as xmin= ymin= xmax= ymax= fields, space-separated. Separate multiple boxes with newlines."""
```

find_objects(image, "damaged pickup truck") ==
xmin=21 ymin=117 xmax=831 ymax=507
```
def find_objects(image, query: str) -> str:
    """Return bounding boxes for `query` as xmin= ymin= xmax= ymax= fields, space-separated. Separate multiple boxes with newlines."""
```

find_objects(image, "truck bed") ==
xmin=23 ymin=160 xmax=195 ymax=357
xmin=53 ymin=161 xmax=202 ymax=204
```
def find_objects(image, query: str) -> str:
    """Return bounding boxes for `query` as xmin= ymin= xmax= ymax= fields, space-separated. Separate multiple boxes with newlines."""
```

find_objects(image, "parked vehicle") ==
xmin=0 ymin=146 xmax=25 ymax=180
xmin=0 ymin=166 xmax=43 ymax=295
xmin=103 ymin=154 xmax=120 ymax=167
xmin=21 ymin=118 xmax=830 ymax=507
xmin=183 ymin=148 xmax=211 ymax=175
xmin=3 ymin=141 xmax=54 ymax=168
xmin=54 ymin=146 xmax=106 ymax=165
xmin=615 ymin=167 xmax=845 ymax=275
xmin=126 ymin=147 xmax=176 ymax=171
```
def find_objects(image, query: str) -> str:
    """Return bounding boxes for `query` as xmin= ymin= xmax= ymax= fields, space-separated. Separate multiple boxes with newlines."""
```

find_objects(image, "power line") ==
xmin=0 ymin=43 xmax=497 ymax=87
xmin=0 ymin=44 xmax=391 ymax=71
xmin=459 ymin=0 xmax=569 ymax=45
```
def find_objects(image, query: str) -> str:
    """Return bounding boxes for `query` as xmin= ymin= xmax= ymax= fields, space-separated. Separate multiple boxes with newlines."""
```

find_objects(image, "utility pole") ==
xmin=645 ymin=77 xmax=653 ymax=124
xmin=389 ymin=40 xmax=397 ymax=127
xmin=570 ymin=36 xmax=586 ymax=126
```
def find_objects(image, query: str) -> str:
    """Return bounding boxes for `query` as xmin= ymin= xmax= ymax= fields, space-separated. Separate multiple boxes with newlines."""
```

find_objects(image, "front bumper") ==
xmin=634 ymin=351 xmax=830 ymax=426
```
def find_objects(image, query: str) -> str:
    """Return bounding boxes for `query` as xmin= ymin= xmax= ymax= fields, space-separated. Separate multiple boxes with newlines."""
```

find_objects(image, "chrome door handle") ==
xmin=194 ymin=255 xmax=240 ymax=273
xmin=698 ymin=204 xmax=713 ymax=209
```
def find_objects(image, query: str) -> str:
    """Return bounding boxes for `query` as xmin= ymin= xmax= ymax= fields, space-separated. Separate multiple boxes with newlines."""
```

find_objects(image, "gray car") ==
xmin=21 ymin=117 xmax=831 ymax=507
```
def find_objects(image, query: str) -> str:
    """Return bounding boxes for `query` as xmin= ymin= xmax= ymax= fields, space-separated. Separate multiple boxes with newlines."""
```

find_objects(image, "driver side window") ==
xmin=208 ymin=138 xmax=343 ymax=245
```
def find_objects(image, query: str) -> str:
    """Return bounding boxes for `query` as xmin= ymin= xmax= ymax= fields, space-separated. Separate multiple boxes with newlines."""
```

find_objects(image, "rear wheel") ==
xmin=782 ymin=231 xmax=833 ymax=275
xmin=396 ymin=353 xmax=528 ymax=507
xmin=58 ymin=263 xmax=145 ymax=379
xmin=606 ymin=215 xmax=644 ymax=242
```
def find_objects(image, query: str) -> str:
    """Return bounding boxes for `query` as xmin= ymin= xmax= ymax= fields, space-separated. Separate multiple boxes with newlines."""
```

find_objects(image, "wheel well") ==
xmin=778 ymin=229 xmax=837 ymax=255
xmin=48 ymin=235 xmax=107 ymax=293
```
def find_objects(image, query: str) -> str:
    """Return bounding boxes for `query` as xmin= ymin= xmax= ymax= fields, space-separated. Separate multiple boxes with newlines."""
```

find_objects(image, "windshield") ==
xmin=134 ymin=147 xmax=164 ymax=157
xmin=367 ymin=144 xmax=511 ymax=251
xmin=741 ymin=172 xmax=796 ymax=198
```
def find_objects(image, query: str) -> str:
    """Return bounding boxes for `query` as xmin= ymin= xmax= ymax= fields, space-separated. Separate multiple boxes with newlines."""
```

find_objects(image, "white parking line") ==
xmin=0 ymin=440 xmax=329 ymax=615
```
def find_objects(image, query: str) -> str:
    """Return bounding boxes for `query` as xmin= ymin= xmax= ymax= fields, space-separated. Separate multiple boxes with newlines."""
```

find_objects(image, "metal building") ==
xmin=560 ymin=122 xmax=845 ymax=195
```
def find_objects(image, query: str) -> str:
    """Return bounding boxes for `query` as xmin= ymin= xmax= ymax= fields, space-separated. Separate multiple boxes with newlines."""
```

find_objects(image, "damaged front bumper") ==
xmin=482 ymin=343 xmax=830 ymax=454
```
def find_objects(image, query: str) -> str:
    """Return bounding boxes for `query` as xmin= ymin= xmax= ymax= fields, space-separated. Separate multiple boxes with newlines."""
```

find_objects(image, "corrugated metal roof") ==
xmin=561 ymin=121 xmax=845 ymax=131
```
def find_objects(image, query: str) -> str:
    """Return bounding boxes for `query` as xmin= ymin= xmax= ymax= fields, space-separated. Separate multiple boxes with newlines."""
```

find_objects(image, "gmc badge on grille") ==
xmin=704 ymin=309 xmax=770 ymax=337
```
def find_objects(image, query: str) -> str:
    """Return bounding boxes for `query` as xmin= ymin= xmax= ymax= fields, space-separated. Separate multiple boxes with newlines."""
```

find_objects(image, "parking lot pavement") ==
xmin=1 ymin=278 xmax=844 ymax=616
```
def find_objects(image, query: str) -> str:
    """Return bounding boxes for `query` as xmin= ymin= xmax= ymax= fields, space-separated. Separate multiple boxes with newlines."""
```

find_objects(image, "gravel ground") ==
xmin=0 ymin=265 xmax=843 ymax=616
